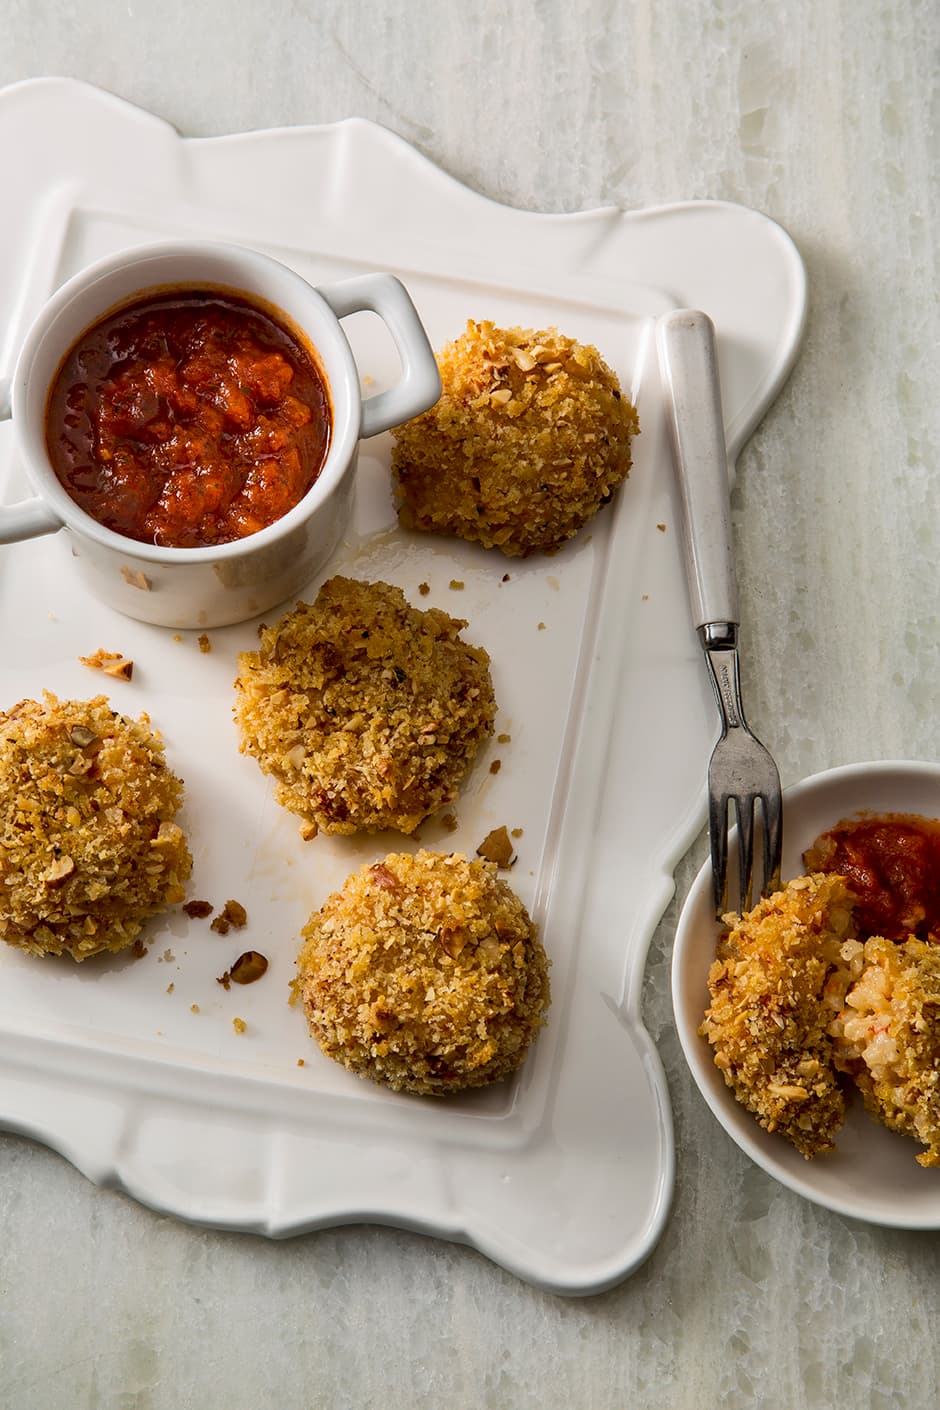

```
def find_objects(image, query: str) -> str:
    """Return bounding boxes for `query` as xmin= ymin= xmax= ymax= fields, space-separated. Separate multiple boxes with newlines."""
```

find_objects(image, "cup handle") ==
xmin=317 ymin=274 xmax=441 ymax=440
xmin=0 ymin=410 xmax=62 ymax=544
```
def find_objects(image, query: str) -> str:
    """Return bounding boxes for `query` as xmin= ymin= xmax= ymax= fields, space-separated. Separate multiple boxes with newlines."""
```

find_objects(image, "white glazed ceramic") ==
xmin=673 ymin=759 xmax=940 ymax=1228
xmin=0 ymin=239 xmax=441 ymax=627
xmin=0 ymin=78 xmax=807 ymax=1293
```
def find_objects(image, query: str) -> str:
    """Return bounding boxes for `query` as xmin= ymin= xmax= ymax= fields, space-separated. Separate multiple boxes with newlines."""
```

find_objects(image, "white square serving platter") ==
xmin=0 ymin=78 xmax=805 ymax=1294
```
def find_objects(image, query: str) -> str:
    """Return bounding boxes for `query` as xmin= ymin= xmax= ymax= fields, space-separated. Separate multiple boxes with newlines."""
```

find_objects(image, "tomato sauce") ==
xmin=803 ymin=813 xmax=940 ymax=942
xmin=45 ymin=290 xmax=331 ymax=548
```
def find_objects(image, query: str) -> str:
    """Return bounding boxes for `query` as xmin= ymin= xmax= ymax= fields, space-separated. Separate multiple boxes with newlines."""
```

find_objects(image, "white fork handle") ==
xmin=657 ymin=309 xmax=738 ymax=629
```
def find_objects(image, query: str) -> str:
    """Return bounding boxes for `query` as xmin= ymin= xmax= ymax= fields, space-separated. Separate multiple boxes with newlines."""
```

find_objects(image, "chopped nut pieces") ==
xmin=210 ymin=899 xmax=248 ymax=935
xmin=79 ymin=649 xmax=134 ymax=681
xmin=418 ymin=582 xmax=430 ymax=596
xmin=228 ymin=950 xmax=269 ymax=985
xmin=197 ymin=634 xmax=211 ymax=653
xmin=497 ymin=733 xmax=511 ymax=744
xmin=449 ymin=579 xmax=464 ymax=590
xmin=489 ymin=759 xmax=502 ymax=775
xmin=232 ymin=1017 xmax=247 ymax=1034
xmin=120 ymin=567 xmax=151 ymax=591
xmin=476 ymin=826 xmax=515 ymax=868
xmin=183 ymin=900 xmax=214 ymax=919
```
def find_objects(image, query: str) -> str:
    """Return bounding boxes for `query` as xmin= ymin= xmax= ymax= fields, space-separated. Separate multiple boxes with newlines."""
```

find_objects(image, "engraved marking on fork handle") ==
xmin=700 ymin=626 xmax=744 ymax=731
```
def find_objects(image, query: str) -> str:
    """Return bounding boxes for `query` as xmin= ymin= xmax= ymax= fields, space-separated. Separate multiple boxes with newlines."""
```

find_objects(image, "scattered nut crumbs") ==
xmin=120 ymin=567 xmax=151 ymax=591
xmin=210 ymin=899 xmax=248 ymax=935
xmin=78 ymin=649 xmax=134 ymax=681
xmin=183 ymin=900 xmax=214 ymax=919
xmin=440 ymin=812 xmax=459 ymax=833
xmin=297 ymin=1058 xmax=305 ymax=1067
xmin=166 ymin=982 xmax=174 ymax=993
xmin=226 ymin=951 xmax=269 ymax=985
xmin=173 ymin=634 xmax=183 ymax=643
xmin=418 ymin=582 xmax=430 ymax=596
xmin=502 ymin=574 xmax=510 ymax=582
xmin=131 ymin=939 xmax=148 ymax=960
xmin=510 ymin=827 xmax=523 ymax=839
xmin=657 ymin=523 xmax=666 ymax=532
xmin=190 ymin=1004 xmax=200 ymax=1014
xmin=497 ymin=733 xmax=511 ymax=744
xmin=198 ymin=634 xmax=211 ymax=653
xmin=489 ymin=759 xmax=502 ymax=775
xmin=476 ymin=825 xmax=515 ymax=868
xmin=449 ymin=579 xmax=464 ymax=590
xmin=232 ymin=1017 xmax=247 ymax=1034
xmin=161 ymin=949 xmax=174 ymax=963
xmin=537 ymin=622 xmax=546 ymax=631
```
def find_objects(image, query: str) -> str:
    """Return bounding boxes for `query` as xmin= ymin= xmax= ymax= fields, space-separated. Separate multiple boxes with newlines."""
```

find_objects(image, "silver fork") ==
xmin=658 ymin=309 xmax=783 ymax=915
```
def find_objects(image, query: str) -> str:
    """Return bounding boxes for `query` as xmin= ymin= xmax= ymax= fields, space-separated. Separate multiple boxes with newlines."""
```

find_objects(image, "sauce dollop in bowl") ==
xmin=1 ymin=241 xmax=441 ymax=627
xmin=672 ymin=759 xmax=940 ymax=1227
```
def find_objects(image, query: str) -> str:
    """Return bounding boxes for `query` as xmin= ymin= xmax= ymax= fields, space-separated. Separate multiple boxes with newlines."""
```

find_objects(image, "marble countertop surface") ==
xmin=1 ymin=2 xmax=938 ymax=1406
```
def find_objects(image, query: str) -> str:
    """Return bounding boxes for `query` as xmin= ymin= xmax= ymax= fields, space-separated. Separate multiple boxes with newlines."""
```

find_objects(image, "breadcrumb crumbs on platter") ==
xmin=78 ymin=648 xmax=134 ymax=681
xmin=233 ymin=575 xmax=496 ymax=836
xmin=0 ymin=692 xmax=191 ymax=961
xmin=295 ymin=850 xmax=550 ymax=1095
xmin=390 ymin=320 xmax=639 ymax=557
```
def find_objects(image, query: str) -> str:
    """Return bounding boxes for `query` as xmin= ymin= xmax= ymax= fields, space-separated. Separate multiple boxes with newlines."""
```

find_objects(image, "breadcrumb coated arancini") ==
xmin=390 ymin=320 xmax=639 ymax=557
xmin=0 ymin=693 xmax=191 ymax=961
xmin=233 ymin=576 xmax=496 ymax=837
xmin=700 ymin=874 xmax=857 ymax=1158
xmin=295 ymin=850 xmax=551 ymax=1095
xmin=831 ymin=935 xmax=940 ymax=1167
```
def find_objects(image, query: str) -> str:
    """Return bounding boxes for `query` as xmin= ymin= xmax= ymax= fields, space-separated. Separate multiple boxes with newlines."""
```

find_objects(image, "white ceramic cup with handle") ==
xmin=0 ymin=239 xmax=441 ymax=627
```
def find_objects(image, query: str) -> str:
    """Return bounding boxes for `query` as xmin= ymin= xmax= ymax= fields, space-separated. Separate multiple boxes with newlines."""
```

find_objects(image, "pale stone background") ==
xmin=1 ymin=2 xmax=938 ymax=1406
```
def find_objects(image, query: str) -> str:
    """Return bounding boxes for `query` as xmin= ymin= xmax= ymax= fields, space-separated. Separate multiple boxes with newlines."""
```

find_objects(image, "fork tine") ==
xmin=709 ymin=788 xmax=729 ymax=914
xmin=761 ymin=787 xmax=783 ymax=897
xmin=735 ymin=795 xmax=756 ymax=913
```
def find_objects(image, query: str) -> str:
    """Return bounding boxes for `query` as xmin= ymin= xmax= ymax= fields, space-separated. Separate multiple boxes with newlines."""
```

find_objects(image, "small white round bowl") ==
xmin=0 ymin=240 xmax=441 ymax=628
xmin=672 ymin=759 xmax=940 ymax=1227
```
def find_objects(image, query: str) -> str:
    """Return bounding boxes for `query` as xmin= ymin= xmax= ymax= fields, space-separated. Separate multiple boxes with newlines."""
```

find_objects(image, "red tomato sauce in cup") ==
xmin=803 ymin=812 xmax=940 ymax=942
xmin=44 ymin=290 xmax=331 ymax=547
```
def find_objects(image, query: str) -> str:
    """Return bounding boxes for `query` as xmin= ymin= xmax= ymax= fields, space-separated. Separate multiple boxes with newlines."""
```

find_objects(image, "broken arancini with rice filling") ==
xmin=389 ymin=320 xmax=640 ymax=557
xmin=0 ymin=693 xmax=191 ymax=961
xmin=294 ymin=849 xmax=551 ymax=1095
xmin=233 ymin=576 xmax=496 ymax=837
xmin=830 ymin=935 xmax=940 ymax=1167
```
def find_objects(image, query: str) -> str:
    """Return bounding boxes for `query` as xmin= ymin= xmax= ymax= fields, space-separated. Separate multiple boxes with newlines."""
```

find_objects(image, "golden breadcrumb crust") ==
xmin=233 ymin=577 xmax=496 ymax=836
xmin=295 ymin=850 xmax=550 ymax=1094
xmin=831 ymin=935 xmax=940 ymax=1167
xmin=0 ymin=693 xmax=191 ymax=960
xmin=390 ymin=320 xmax=639 ymax=556
xmin=700 ymin=874 xmax=857 ymax=1158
